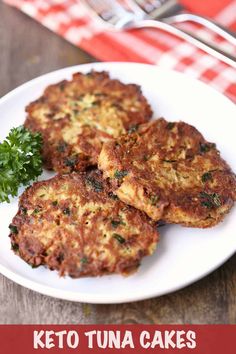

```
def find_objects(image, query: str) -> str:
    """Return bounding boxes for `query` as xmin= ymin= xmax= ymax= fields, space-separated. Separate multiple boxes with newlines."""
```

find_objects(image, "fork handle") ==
xmin=130 ymin=19 xmax=236 ymax=68
xmin=163 ymin=13 xmax=236 ymax=47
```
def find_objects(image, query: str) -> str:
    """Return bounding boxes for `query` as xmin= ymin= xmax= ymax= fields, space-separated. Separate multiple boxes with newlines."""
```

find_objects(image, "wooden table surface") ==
xmin=0 ymin=2 xmax=236 ymax=325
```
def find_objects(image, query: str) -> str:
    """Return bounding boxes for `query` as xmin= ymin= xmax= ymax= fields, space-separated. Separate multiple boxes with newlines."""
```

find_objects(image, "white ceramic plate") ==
xmin=0 ymin=62 xmax=235 ymax=304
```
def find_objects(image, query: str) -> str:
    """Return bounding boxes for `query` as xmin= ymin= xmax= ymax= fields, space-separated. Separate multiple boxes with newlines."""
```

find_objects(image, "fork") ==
xmin=84 ymin=0 xmax=236 ymax=68
xmin=129 ymin=0 xmax=236 ymax=46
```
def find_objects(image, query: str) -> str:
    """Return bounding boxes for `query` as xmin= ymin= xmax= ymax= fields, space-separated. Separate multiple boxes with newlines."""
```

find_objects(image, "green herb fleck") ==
xmin=52 ymin=200 xmax=58 ymax=206
xmin=31 ymin=264 xmax=40 ymax=269
xmin=81 ymin=257 xmax=88 ymax=264
xmin=200 ymin=192 xmax=222 ymax=209
xmin=150 ymin=195 xmax=159 ymax=206
xmin=59 ymin=82 xmax=66 ymax=91
xmin=113 ymin=233 xmax=126 ymax=244
xmin=63 ymin=207 xmax=71 ymax=215
xmin=114 ymin=170 xmax=128 ymax=179
xmin=9 ymin=224 xmax=18 ymax=234
xmin=166 ymin=122 xmax=175 ymax=130
xmin=108 ymin=192 xmax=119 ymax=200
xmin=20 ymin=206 xmax=27 ymax=215
xmin=39 ymin=194 xmax=45 ymax=198
xmin=57 ymin=142 xmax=67 ymax=153
xmin=86 ymin=177 xmax=103 ymax=192
xmin=111 ymin=219 xmax=126 ymax=228
xmin=163 ymin=159 xmax=177 ymax=163
xmin=64 ymin=156 xmax=78 ymax=168
xmin=11 ymin=243 xmax=19 ymax=252
xmin=202 ymin=172 xmax=213 ymax=183
xmin=128 ymin=124 xmax=138 ymax=133
xmin=56 ymin=253 xmax=64 ymax=263
xmin=199 ymin=143 xmax=215 ymax=154
xmin=33 ymin=208 xmax=40 ymax=214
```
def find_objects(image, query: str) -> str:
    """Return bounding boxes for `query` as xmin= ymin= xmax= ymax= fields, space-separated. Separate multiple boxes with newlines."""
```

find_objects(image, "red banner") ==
xmin=0 ymin=325 xmax=236 ymax=354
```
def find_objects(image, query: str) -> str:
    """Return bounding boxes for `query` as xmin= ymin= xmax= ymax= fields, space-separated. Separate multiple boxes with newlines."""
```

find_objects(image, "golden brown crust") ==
xmin=98 ymin=118 xmax=236 ymax=228
xmin=24 ymin=71 xmax=152 ymax=173
xmin=9 ymin=170 xmax=158 ymax=277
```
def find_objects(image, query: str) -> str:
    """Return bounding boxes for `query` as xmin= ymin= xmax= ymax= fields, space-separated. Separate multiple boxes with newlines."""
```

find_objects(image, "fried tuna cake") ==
xmin=99 ymin=118 xmax=236 ymax=228
xmin=9 ymin=171 xmax=158 ymax=277
xmin=25 ymin=71 xmax=152 ymax=173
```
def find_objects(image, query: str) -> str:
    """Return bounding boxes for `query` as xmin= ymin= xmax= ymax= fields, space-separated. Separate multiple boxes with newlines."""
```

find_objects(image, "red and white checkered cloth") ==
xmin=4 ymin=0 xmax=236 ymax=102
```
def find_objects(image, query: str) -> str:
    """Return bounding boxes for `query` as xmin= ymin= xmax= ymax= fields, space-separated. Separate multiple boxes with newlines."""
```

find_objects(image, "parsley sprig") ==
xmin=0 ymin=126 xmax=43 ymax=202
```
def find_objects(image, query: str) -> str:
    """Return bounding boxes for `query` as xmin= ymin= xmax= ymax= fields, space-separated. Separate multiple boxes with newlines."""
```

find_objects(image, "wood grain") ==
xmin=0 ymin=2 xmax=235 ymax=324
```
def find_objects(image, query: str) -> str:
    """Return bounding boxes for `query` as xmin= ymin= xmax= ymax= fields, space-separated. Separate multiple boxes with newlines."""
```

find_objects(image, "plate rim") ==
xmin=0 ymin=250 xmax=234 ymax=304
xmin=0 ymin=61 xmax=235 ymax=304
xmin=1 ymin=62 xmax=235 ymax=108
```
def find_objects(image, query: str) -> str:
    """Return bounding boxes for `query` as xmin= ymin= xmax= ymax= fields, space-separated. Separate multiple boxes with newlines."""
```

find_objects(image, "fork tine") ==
xmin=123 ymin=0 xmax=146 ymax=17
xmin=84 ymin=0 xmax=134 ymax=27
xmin=135 ymin=0 xmax=163 ymax=13
xmin=84 ymin=0 xmax=236 ymax=68
xmin=134 ymin=0 xmax=178 ymax=18
xmin=85 ymin=0 xmax=116 ymax=22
